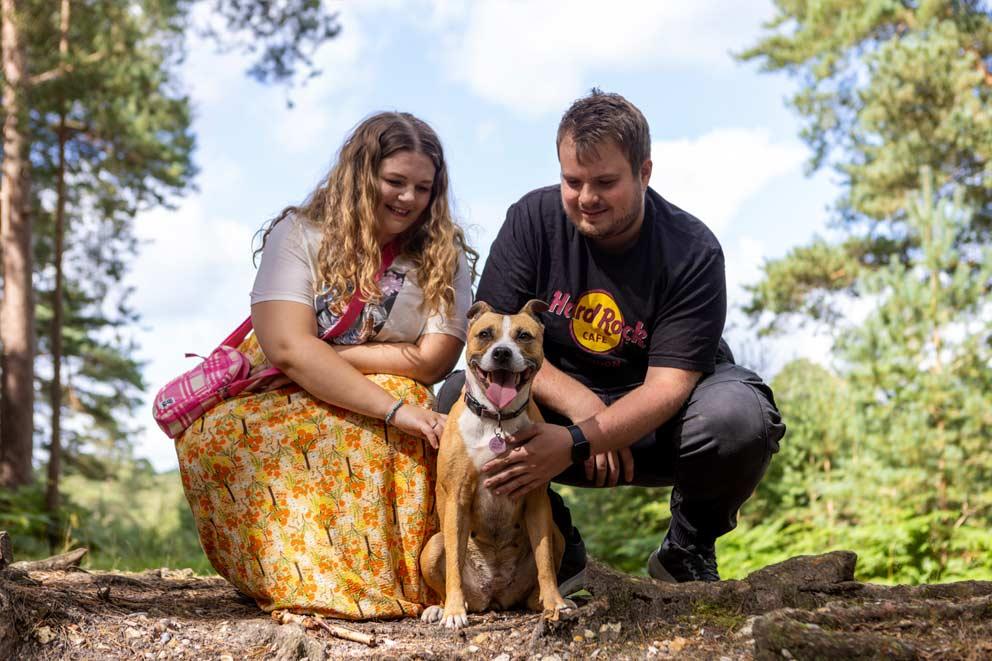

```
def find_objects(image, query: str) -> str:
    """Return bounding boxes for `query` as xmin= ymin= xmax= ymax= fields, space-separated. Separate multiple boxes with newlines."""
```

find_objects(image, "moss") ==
xmin=687 ymin=600 xmax=747 ymax=631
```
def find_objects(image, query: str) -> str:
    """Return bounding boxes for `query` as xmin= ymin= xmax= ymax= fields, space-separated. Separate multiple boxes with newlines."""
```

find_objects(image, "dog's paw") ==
xmin=440 ymin=607 xmax=469 ymax=629
xmin=420 ymin=605 xmax=443 ymax=624
xmin=542 ymin=597 xmax=576 ymax=622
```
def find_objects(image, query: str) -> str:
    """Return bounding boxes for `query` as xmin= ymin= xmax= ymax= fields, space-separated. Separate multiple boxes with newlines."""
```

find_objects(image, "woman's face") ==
xmin=375 ymin=150 xmax=436 ymax=245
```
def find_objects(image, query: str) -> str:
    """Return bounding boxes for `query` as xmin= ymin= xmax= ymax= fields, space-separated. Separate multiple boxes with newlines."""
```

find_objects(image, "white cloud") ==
xmin=725 ymin=235 xmax=766 ymax=299
xmin=721 ymin=234 xmax=833 ymax=375
xmin=651 ymin=128 xmax=806 ymax=233
xmin=435 ymin=0 xmax=773 ymax=115
xmin=180 ymin=2 xmax=271 ymax=108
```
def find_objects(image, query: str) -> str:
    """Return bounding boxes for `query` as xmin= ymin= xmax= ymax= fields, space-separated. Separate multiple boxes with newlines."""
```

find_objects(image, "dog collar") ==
xmin=463 ymin=392 xmax=529 ymax=422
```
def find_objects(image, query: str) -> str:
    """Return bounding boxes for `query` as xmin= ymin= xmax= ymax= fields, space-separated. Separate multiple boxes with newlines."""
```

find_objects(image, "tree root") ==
xmin=753 ymin=594 xmax=992 ymax=659
xmin=0 ymin=580 xmax=17 ymax=659
xmin=9 ymin=547 xmax=88 ymax=572
xmin=753 ymin=610 xmax=920 ymax=660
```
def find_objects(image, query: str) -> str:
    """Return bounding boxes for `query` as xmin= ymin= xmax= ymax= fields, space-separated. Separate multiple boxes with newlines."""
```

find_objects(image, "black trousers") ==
xmin=433 ymin=353 xmax=785 ymax=545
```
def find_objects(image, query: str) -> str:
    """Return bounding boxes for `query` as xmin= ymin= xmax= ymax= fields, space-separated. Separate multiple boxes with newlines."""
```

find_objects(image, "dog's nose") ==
xmin=492 ymin=346 xmax=512 ymax=364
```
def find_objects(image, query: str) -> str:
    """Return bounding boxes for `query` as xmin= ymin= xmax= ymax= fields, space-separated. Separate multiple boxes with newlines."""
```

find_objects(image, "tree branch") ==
xmin=9 ymin=547 xmax=87 ymax=571
xmin=28 ymin=49 xmax=105 ymax=86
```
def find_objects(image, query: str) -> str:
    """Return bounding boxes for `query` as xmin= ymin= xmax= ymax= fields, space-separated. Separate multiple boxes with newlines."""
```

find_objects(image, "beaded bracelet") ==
xmin=384 ymin=399 xmax=404 ymax=426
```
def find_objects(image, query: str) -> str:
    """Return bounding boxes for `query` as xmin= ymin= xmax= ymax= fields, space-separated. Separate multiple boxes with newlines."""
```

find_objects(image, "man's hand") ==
xmin=585 ymin=448 xmax=635 ymax=486
xmin=482 ymin=423 xmax=572 ymax=500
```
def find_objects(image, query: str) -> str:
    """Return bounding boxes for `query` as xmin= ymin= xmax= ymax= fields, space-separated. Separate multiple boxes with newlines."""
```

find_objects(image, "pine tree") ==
xmin=738 ymin=1 xmax=992 ymax=329
xmin=0 ymin=0 xmax=342 ymax=489
xmin=834 ymin=172 xmax=992 ymax=581
xmin=1 ymin=0 xmax=36 ymax=488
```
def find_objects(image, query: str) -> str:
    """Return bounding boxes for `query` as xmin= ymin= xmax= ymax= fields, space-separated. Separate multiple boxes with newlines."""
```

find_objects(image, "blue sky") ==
xmin=130 ymin=0 xmax=839 ymax=471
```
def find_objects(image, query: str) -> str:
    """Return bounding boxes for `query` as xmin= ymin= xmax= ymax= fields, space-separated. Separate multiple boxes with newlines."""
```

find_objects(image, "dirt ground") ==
xmin=2 ymin=550 xmax=992 ymax=660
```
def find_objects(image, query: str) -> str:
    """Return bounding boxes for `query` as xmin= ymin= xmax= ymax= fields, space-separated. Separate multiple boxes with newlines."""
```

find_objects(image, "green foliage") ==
xmin=831 ymin=174 xmax=992 ymax=582
xmin=560 ymin=485 xmax=671 ymax=575
xmin=61 ymin=465 xmax=212 ymax=573
xmin=738 ymin=1 xmax=992 ymax=327
xmin=0 ymin=483 xmax=56 ymax=560
xmin=3 ymin=465 xmax=211 ymax=574
xmin=205 ymin=0 xmax=342 ymax=85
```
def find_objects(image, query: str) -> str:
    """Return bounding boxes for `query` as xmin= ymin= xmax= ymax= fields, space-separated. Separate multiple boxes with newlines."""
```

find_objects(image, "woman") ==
xmin=175 ymin=112 xmax=476 ymax=619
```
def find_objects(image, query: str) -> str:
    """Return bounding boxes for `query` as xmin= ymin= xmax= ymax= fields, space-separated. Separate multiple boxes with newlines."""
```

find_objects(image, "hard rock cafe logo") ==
xmin=548 ymin=289 xmax=647 ymax=354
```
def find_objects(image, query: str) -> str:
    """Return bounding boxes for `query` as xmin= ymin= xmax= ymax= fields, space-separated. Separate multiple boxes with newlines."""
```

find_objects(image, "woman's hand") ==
xmin=391 ymin=404 xmax=446 ymax=448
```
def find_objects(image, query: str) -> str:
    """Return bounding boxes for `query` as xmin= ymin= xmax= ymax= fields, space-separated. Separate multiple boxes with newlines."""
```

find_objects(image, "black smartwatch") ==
xmin=566 ymin=424 xmax=591 ymax=464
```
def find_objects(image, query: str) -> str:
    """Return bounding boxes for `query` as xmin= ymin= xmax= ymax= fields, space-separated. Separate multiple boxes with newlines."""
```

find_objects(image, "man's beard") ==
xmin=568 ymin=193 xmax=644 ymax=244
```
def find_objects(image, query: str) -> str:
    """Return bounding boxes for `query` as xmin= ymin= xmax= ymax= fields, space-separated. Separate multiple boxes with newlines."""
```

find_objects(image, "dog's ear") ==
xmin=467 ymin=301 xmax=492 ymax=323
xmin=521 ymin=299 xmax=549 ymax=321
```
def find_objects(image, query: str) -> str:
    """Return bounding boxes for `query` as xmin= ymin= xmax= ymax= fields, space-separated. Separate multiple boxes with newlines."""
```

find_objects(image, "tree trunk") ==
xmin=0 ymin=0 xmax=35 ymax=489
xmin=45 ymin=0 xmax=71 ymax=552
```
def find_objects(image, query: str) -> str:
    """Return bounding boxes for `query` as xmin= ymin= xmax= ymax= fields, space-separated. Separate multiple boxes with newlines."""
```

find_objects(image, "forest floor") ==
xmin=2 ymin=543 xmax=992 ymax=660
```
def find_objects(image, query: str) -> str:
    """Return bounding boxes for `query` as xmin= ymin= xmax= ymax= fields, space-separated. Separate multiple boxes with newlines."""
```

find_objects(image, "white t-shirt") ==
xmin=251 ymin=215 xmax=472 ymax=344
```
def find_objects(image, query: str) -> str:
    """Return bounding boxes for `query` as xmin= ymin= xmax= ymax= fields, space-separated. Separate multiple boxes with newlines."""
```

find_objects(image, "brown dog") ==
xmin=419 ymin=300 xmax=572 ymax=629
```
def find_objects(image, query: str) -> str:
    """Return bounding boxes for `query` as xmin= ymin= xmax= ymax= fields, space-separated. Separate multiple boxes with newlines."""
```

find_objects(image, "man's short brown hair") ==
xmin=556 ymin=88 xmax=651 ymax=174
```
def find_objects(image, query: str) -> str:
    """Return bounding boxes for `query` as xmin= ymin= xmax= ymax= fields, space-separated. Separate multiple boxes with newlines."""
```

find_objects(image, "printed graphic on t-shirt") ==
xmin=547 ymin=288 xmax=648 ymax=354
xmin=314 ymin=268 xmax=407 ymax=344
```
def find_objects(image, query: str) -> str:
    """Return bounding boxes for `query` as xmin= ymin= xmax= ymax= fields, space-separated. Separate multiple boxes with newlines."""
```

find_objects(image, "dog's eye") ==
xmin=516 ymin=330 xmax=533 ymax=341
xmin=478 ymin=328 xmax=493 ymax=340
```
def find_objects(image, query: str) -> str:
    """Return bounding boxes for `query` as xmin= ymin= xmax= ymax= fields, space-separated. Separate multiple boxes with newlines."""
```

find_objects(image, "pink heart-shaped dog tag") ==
xmin=489 ymin=435 xmax=507 ymax=454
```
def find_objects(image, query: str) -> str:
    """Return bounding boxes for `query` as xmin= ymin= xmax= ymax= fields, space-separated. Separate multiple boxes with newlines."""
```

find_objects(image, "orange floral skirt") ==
xmin=175 ymin=344 xmax=439 ymax=619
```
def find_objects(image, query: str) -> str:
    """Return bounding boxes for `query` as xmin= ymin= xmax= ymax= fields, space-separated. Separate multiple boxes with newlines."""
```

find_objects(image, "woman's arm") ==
xmin=251 ymin=300 xmax=446 ymax=445
xmin=333 ymin=333 xmax=463 ymax=385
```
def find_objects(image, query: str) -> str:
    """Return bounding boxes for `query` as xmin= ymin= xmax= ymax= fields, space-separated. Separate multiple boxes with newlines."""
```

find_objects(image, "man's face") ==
xmin=558 ymin=134 xmax=652 ymax=251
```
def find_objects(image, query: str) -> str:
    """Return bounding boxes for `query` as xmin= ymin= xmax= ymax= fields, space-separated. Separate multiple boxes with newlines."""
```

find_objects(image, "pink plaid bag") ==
xmin=153 ymin=242 xmax=397 ymax=439
xmin=152 ymin=318 xmax=280 ymax=438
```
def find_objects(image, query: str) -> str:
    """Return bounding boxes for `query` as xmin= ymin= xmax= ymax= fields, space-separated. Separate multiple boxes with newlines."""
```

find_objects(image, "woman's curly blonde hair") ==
xmin=257 ymin=112 xmax=478 ymax=317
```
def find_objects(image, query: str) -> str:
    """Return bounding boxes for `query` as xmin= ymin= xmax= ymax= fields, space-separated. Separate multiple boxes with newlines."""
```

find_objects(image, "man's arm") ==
xmin=482 ymin=365 xmax=700 ymax=499
xmin=577 ymin=366 xmax=700 ymax=453
xmin=531 ymin=359 xmax=606 ymax=421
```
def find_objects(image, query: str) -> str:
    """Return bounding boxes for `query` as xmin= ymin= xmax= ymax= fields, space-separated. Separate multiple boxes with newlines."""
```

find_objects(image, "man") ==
xmin=436 ymin=89 xmax=784 ymax=586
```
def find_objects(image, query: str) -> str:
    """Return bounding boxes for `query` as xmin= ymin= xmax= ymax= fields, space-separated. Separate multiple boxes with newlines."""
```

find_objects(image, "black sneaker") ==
xmin=556 ymin=526 xmax=588 ymax=595
xmin=647 ymin=533 xmax=719 ymax=583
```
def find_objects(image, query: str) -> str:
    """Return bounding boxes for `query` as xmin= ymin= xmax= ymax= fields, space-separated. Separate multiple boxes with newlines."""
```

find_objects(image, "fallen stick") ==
xmin=314 ymin=615 xmax=377 ymax=647
xmin=272 ymin=610 xmax=377 ymax=647
xmin=10 ymin=547 xmax=88 ymax=572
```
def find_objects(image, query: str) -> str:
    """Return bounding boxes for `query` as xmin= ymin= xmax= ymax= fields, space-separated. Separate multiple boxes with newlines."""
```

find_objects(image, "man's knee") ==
xmin=433 ymin=370 xmax=465 ymax=414
xmin=684 ymin=377 xmax=783 ymax=471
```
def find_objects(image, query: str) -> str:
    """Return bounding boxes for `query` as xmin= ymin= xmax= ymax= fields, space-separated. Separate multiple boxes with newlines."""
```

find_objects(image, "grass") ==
xmin=5 ymin=465 xmax=214 ymax=575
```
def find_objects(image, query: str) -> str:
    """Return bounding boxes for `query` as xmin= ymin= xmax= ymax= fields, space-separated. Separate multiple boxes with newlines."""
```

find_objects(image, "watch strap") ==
xmin=566 ymin=424 xmax=591 ymax=464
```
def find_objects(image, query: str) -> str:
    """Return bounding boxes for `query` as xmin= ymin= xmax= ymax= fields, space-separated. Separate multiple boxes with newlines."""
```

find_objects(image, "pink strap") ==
xmin=320 ymin=241 xmax=398 ymax=340
xmin=220 ymin=316 xmax=255 ymax=350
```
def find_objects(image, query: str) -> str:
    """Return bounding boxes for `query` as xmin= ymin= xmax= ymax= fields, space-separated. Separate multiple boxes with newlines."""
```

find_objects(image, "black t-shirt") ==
xmin=476 ymin=185 xmax=726 ymax=393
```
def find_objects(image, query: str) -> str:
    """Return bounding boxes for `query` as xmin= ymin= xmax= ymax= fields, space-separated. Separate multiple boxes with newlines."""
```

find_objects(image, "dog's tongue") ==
xmin=486 ymin=370 xmax=518 ymax=409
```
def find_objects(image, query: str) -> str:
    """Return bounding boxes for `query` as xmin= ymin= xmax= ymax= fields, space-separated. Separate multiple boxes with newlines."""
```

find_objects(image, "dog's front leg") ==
xmin=524 ymin=490 xmax=570 ymax=620
xmin=439 ymin=489 xmax=472 ymax=628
